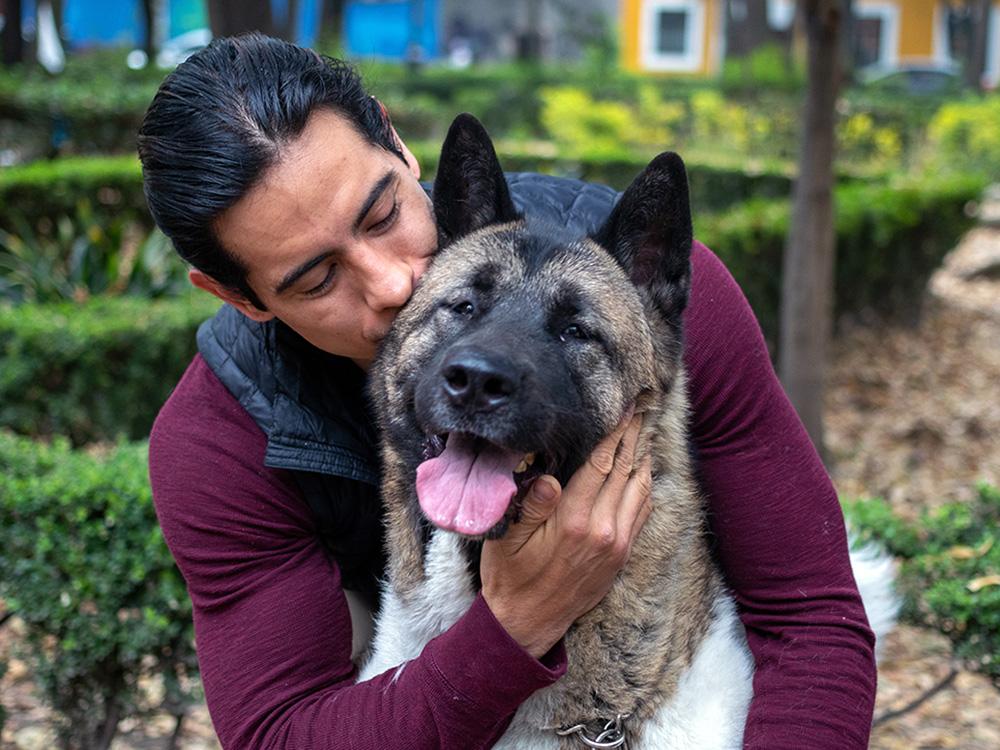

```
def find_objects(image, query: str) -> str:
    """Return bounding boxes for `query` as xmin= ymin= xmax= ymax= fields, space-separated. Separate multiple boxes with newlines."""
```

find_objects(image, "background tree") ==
xmin=964 ymin=0 xmax=991 ymax=90
xmin=1 ymin=0 xmax=25 ymax=65
xmin=726 ymin=0 xmax=782 ymax=56
xmin=207 ymin=0 xmax=275 ymax=39
xmin=779 ymin=0 xmax=845 ymax=459
xmin=138 ymin=0 xmax=154 ymax=62
xmin=321 ymin=0 xmax=345 ymax=45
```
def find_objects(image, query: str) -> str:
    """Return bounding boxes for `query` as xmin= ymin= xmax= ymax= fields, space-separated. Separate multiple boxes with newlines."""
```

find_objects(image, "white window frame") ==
xmin=855 ymin=1 xmax=900 ymax=71
xmin=641 ymin=0 xmax=705 ymax=73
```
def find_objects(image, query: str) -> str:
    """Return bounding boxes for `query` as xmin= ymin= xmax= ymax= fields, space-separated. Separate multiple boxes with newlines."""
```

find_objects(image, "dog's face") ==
xmin=370 ymin=114 xmax=693 ymax=538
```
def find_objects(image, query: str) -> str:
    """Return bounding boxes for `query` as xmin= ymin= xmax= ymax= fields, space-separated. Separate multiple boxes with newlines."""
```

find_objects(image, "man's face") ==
xmin=212 ymin=108 xmax=438 ymax=369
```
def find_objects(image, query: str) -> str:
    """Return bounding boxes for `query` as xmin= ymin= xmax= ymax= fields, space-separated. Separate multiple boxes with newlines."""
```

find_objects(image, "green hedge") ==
xmin=0 ymin=156 xmax=150 ymax=232
xmin=695 ymin=172 xmax=985 ymax=346
xmin=0 ymin=294 xmax=219 ymax=445
xmin=0 ymin=431 xmax=197 ymax=748
xmin=0 ymin=172 xmax=983 ymax=444
xmin=0 ymin=148 xmax=799 ymax=235
xmin=844 ymin=484 xmax=1000 ymax=688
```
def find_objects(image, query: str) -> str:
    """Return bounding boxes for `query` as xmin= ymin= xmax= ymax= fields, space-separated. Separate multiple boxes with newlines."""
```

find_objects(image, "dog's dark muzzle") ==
xmin=440 ymin=345 xmax=519 ymax=413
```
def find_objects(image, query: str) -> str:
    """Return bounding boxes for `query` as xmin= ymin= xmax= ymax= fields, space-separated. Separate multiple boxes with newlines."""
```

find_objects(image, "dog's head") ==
xmin=370 ymin=114 xmax=692 ymax=538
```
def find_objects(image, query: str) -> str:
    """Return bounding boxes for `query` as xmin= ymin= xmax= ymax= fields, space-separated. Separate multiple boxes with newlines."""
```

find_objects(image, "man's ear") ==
xmin=432 ymin=113 xmax=519 ymax=245
xmin=188 ymin=269 xmax=275 ymax=323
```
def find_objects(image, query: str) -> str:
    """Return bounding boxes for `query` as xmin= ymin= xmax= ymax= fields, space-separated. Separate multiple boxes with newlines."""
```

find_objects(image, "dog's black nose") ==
xmin=440 ymin=347 xmax=517 ymax=412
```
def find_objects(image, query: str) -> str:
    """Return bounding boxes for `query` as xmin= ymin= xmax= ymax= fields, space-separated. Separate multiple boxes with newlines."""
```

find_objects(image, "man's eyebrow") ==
xmin=353 ymin=171 xmax=397 ymax=233
xmin=273 ymin=171 xmax=397 ymax=296
xmin=275 ymin=251 xmax=333 ymax=296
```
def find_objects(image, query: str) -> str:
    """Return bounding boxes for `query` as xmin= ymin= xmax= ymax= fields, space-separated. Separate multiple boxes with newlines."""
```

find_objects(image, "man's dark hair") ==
xmin=137 ymin=33 xmax=405 ymax=309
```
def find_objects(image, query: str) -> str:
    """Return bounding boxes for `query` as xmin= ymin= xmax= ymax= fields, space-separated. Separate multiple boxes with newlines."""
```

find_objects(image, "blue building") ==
xmin=344 ymin=0 xmax=440 ymax=61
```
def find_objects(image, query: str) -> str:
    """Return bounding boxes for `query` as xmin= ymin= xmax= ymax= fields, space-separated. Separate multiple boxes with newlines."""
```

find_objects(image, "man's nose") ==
xmin=358 ymin=247 xmax=416 ymax=312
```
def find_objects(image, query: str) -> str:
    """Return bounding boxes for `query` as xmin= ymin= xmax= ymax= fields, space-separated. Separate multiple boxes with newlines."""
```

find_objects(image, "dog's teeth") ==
xmin=514 ymin=453 xmax=536 ymax=475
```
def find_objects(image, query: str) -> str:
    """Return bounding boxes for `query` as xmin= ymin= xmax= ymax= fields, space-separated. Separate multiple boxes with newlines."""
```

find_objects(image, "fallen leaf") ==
xmin=967 ymin=574 xmax=1000 ymax=592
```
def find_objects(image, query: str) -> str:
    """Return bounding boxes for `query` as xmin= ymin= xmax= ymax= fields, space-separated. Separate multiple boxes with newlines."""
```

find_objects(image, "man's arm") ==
xmin=149 ymin=355 xmax=566 ymax=749
xmin=684 ymin=242 xmax=877 ymax=750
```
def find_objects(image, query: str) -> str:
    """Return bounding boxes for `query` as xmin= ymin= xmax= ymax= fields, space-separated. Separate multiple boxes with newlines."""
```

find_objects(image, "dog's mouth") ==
xmin=417 ymin=433 xmax=547 ymax=536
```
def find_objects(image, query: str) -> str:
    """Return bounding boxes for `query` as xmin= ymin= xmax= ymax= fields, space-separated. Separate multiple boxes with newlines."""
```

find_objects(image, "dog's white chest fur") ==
xmin=358 ymin=530 xmax=755 ymax=749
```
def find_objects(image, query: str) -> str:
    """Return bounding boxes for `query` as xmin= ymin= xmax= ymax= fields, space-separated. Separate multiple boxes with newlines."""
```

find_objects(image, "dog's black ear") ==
xmin=433 ymin=113 xmax=520 ymax=245
xmin=592 ymin=152 xmax=693 ymax=323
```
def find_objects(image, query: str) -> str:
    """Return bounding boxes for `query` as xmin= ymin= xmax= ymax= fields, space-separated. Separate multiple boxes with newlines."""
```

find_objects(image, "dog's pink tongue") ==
xmin=416 ymin=433 xmax=522 ymax=535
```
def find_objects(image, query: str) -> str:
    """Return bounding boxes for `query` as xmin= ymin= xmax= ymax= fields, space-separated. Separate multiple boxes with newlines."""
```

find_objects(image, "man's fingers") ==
xmin=500 ymin=475 xmax=562 ymax=552
xmin=623 ymin=455 xmax=654 ymax=545
xmin=564 ymin=405 xmax=635 ymax=503
xmin=591 ymin=411 xmax=643 ymax=520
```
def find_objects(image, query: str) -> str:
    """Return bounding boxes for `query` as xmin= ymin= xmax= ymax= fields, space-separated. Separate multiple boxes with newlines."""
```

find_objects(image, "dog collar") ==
xmin=555 ymin=713 xmax=631 ymax=748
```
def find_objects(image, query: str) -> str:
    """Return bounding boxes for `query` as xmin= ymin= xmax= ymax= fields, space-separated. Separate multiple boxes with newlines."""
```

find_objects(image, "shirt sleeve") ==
xmin=683 ymin=242 xmax=877 ymax=750
xmin=148 ymin=355 xmax=566 ymax=750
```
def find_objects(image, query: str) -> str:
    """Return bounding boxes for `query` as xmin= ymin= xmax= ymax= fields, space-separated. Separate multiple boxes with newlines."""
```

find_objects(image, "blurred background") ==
xmin=0 ymin=1 xmax=998 ymax=748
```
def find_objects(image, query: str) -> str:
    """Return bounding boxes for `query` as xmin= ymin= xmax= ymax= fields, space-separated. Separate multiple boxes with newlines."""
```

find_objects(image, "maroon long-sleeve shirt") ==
xmin=149 ymin=241 xmax=876 ymax=749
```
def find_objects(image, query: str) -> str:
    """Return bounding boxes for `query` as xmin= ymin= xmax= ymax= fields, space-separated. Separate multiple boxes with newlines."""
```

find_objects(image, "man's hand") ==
xmin=480 ymin=410 xmax=653 ymax=658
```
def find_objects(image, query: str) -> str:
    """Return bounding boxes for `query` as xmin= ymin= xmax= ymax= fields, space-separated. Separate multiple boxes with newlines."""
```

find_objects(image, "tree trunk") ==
xmin=1 ymin=0 xmax=24 ymax=65
xmin=965 ymin=0 xmax=991 ymax=90
xmin=206 ymin=0 xmax=274 ymax=39
xmin=321 ymin=0 xmax=344 ymax=40
xmin=745 ymin=0 xmax=773 ymax=50
xmin=517 ymin=0 xmax=544 ymax=61
xmin=139 ymin=0 xmax=155 ymax=61
xmin=840 ymin=0 xmax=855 ymax=84
xmin=274 ymin=0 xmax=300 ymax=41
xmin=779 ymin=0 xmax=843 ymax=460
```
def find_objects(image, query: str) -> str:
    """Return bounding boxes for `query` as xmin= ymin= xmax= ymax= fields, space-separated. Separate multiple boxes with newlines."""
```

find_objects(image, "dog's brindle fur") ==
xmin=360 ymin=115 xmax=753 ymax=748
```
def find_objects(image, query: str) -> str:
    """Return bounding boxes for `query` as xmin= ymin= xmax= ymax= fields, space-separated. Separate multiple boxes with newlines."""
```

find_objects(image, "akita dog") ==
xmin=358 ymin=113 xmax=894 ymax=749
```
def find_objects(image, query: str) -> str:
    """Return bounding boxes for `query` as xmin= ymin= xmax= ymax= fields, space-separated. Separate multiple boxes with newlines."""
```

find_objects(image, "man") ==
xmin=140 ymin=33 xmax=876 ymax=749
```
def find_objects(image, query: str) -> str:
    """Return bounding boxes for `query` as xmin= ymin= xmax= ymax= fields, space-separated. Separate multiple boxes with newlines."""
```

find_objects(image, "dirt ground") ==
xmin=834 ymin=214 xmax=1000 ymax=750
xmin=2 ymin=201 xmax=999 ymax=749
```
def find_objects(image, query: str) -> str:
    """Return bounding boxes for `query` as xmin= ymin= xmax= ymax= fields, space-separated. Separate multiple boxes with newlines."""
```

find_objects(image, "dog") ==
xmin=357 ymin=113 xmax=894 ymax=749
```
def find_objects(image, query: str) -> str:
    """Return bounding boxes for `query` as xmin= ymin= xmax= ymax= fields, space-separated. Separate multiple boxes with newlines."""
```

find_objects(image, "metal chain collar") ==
xmin=555 ymin=713 xmax=631 ymax=749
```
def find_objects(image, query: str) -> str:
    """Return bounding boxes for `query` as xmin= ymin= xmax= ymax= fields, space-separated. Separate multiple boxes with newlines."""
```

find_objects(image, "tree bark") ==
xmin=517 ymin=0 xmax=544 ymax=61
xmin=321 ymin=0 xmax=344 ymax=40
xmin=840 ymin=0 xmax=855 ymax=84
xmin=966 ymin=0 xmax=991 ymax=90
xmin=139 ymin=0 xmax=155 ymax=61
xmin=779 ymin=0 xmax=844 ymax=460
xmin=206 ymin=0 xmax=274 ymax=39
xmin=1 ymin=0 xmax=25 ymax=65
xmin=274 ymin=0 xmax=300 ymax=42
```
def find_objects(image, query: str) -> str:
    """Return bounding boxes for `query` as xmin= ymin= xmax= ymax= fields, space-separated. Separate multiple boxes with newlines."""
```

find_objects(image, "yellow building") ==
xmin=622 ymin=0 xmax=1000 ymax=88
xmin=621 ymin=0 xmax=727 ymax=75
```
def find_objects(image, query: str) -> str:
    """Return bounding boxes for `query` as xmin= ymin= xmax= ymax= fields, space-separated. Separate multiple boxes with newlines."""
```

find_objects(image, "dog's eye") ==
xmin=560 ymin=324 xmax=587 ymax=342
xmin=452 ymin=301 xmax=475 ymax=316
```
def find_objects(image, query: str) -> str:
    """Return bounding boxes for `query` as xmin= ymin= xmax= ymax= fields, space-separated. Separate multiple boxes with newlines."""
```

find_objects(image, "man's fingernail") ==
xmin=533 ymin=478 xmax=557 ymax=502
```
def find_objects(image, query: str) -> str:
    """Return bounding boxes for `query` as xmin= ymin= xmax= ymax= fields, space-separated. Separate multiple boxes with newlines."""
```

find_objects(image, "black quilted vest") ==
xmin=197 ymin=173 xmax=619 ymax=606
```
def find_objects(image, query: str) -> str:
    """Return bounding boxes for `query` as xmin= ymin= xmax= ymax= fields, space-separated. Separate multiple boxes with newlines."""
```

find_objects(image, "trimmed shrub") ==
xmin=0 ymin=431 xmax=197 ymax=749
xmin=0 ymin=294 xmax=219 ymax=445
xmin=0 ymin=156 xmax=149 ymax=233
xmin=924 ymin=95 xmax=1000 ymax=179
xmin=695 ymin=172 xmax=985 ymax=345
xmin=843 ymin=484 xmax=1000 ymax=687
xmin=0 ymin=171 xmax=982 ymax=444
xmin=0 ymin=149 xmax=797 ymax=238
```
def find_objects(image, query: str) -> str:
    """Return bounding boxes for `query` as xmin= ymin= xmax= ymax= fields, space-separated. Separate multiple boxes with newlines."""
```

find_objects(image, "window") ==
xmin=641 ymin=0 xmax=705 ymax=72
xmin=657 ymin=11 xmax=688 ymax=55
xmin=855 ymin=16 xmax=884 ymax=68
xmin=852 ymin=2 xmax=899 ymax=71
